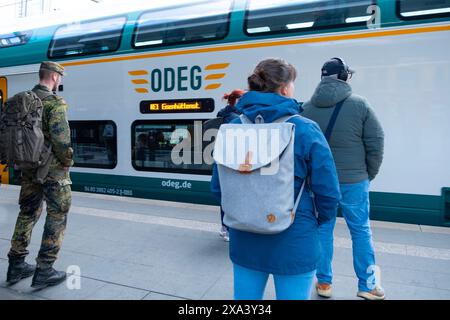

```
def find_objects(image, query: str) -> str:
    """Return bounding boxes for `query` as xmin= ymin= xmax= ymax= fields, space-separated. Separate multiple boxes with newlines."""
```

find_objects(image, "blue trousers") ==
xmin=317 ymin=179 xmax=377 ymax=292
xmin=233 ymin=263 xmax=316 ymax=300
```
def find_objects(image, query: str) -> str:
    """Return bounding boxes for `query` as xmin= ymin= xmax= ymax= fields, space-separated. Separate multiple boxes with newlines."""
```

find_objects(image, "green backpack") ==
xmin=0 ymin=90 xmax=53 ymax=174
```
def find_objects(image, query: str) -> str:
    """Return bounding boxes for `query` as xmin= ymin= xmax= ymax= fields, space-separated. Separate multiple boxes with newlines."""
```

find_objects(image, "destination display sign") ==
xmin=140 ymin=98 xmax=215 ymax=114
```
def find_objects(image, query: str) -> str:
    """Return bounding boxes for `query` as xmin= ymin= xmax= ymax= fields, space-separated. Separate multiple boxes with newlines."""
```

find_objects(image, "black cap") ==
xmin=321 ymin=57 xmax=354 ymax=78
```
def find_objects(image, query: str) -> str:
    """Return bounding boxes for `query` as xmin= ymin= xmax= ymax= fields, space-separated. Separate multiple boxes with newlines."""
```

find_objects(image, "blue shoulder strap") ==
xmin=324 ymin=99 xmax=345 ymax=142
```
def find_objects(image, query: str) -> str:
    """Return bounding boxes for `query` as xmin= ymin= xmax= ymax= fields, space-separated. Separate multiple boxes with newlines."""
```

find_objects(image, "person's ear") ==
xmin=280 ymin=85 xmax=288 ymax=97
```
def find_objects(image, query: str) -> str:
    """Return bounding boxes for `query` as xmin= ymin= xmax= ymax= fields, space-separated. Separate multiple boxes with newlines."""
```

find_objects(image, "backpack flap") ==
xmin=213 ymin=122 xmax=298 ymax=234
xmin=213 ymin=122 xmax=295 ymax=173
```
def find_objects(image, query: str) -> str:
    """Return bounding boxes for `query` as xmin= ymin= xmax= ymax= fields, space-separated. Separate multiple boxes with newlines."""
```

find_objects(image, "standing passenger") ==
xmin=6 ymin=61 xmax=73 ymax=289
xmin=302 ymin=58 xmax=385 ymax=300
xmin=210 ymin=58 xmax=340 ymax=300
xmin=216 ymin=89 xmax=244 ymax=242
xmin=217 ymin=90 xmax=244 ymax=123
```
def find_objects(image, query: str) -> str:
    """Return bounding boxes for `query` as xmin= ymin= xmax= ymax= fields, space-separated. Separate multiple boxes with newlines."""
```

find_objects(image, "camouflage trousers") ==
xmin=8 ymin=173 xmax=71 ymax=269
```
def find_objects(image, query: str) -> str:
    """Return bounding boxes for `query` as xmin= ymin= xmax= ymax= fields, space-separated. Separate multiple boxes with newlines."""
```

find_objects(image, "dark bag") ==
xmin=0 ymin=90 xmax=53 ymax=177
xmin=202 ymin=117 xmax=224 ymax=133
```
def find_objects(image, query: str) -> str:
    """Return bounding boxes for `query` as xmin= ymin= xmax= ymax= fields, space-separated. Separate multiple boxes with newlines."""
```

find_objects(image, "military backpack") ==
xmin=0 ymin=90 xmax=53 ymax=172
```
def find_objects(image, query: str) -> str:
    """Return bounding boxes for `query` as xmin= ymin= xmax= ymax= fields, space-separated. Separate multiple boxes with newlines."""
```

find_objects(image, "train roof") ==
xmin=1 ymin=0 xmax=449 ymax=69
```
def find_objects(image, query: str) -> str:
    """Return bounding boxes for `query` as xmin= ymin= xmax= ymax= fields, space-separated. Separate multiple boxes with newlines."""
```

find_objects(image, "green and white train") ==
xmin=1 ymin=0 xmax=449 ymax=226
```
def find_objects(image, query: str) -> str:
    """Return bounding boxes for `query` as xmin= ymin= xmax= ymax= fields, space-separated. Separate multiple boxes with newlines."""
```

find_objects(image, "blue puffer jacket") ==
xmin=210 ymin=91 xmax=341 ymax=275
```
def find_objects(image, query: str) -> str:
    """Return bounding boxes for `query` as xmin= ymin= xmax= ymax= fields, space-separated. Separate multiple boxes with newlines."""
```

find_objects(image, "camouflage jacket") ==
xmin=32 ymin=84 xmax=73 ymax=185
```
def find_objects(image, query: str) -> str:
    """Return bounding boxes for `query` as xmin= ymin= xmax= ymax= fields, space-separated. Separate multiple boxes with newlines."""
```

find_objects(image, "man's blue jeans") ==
xmin=317 ymin=179 xmax=377 ymax=292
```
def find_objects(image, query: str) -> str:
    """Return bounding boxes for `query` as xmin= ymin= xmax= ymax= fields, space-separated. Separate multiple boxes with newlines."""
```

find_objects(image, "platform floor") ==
xmin=1 ymin=184 xmax=450 ymax=300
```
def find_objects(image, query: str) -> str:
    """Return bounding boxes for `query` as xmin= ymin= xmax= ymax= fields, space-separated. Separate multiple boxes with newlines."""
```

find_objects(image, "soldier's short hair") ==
xmin=39 ymin=68 xmax=55 ymax=81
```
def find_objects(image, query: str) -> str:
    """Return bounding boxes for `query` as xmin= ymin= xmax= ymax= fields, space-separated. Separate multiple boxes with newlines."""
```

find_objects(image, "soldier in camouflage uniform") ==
xmin=7 ymin=61 xmax=73 ymax=289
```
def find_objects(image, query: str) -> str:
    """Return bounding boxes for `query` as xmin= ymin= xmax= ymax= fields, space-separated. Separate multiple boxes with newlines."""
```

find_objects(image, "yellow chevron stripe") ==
xmin=128 ymin=70 xmax=149 ymax=76
xmin=135 ymin=88 xmax=149 ymax=93
xmin=205 ymin=83 xmax=222 ymax=90
xmin=205 ymin=63 xmax=230 ymax=70
xmin=205 ymin=73 xmax=226 ymax=80
xmin=132 ymin=79 xmax=149 ymax=84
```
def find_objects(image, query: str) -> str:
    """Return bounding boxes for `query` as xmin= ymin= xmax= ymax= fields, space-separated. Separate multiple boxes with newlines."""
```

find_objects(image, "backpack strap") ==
xmin=324 ymin=99 xmax=346 ymax=142
xmin=240 ymin=114 xmax=300 ymax=124
xmin=293 ymin=179 xmax=306 ymax=214
xmin=306 ymin=177 xmax=319 ymax=218
xmin=274 ymin=114 xmax=300 ymax=123
xmin=239 ymin=114 xmax=252 ymax=124
xmin=32 ymin=89 xmax=56 ymax=102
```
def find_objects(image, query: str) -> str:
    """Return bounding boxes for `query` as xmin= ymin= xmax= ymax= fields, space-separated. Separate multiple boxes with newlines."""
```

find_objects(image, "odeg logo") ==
xmin=129 ymin=63 xmax=230 ymax=94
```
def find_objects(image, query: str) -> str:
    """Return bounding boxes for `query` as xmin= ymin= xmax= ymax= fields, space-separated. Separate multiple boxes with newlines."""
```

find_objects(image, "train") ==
xmin=1 ymin=0 xmax=449 ymax=226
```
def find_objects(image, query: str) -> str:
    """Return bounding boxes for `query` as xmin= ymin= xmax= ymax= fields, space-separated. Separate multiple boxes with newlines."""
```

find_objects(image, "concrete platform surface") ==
xmin=1 ymin=184 xmax=449 ymax=300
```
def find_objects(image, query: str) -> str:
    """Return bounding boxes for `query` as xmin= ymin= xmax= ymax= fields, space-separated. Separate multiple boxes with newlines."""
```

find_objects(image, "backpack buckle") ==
xmin=238 ymin=151 xmax=253 ymax=174
xmin=238 ymin=164 xmax=252 ymax=173
xmin=266 ymin=214 xmax=276 ymax=223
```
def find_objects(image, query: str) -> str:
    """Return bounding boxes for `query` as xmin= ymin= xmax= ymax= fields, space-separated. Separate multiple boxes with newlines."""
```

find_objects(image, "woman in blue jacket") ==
xmin=210 ymin=58 xmax=341 ymax=300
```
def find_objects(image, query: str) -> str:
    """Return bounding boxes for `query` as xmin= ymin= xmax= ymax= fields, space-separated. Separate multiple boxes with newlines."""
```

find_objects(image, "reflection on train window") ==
xmin=133 ymin=0 xmax=231 ymax=48
xmin=397 ymin=0 xmax=450 ymax=19
xmin=0 ymin=90 xmax=3 ymax=104
xmin=0 ymin=31 xmax=32 ymax=48
xmin=69 ymin=121 xmax=117 ymax=169
xmin=49 ymin=16 xmax=125 ymax=58
xmin=245 ymin=0 xmax=375 ymax=35
xmin=132 ymin=120 xmax=212 ymax=175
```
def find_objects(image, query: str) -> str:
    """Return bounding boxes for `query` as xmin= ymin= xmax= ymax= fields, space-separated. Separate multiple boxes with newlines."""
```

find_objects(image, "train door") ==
xmin=0 ymin=76 xmax=8 ymax=185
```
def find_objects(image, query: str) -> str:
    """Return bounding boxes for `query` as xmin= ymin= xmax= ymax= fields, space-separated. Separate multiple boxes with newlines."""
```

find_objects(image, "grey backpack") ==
xmin=213 ymin=114 xmax=305 ymax=234
xmin=0 ymin=90 xmax=52 ymax=171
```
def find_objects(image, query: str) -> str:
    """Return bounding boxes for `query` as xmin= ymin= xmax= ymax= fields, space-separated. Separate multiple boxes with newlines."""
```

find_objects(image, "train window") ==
xmin=133 ymin=0 xmax=231 ymax=48
xmin=0 ymin=31 xmax=32 ymax=48
xmin=397 ymin=0 xmax=450 ymax=19
xmin=48 ymin=16 xmax=125 ymax=58
xmin=245 ymin=0 xmax=376 ymax=35
xmin=69 ymin=121 xmax=117 ymax=169
xmin=132 ymin=120 xmax=213 ymax=175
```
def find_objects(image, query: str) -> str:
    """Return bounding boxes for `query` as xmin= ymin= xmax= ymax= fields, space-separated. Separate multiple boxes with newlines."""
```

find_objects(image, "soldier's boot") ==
xmin=6 ymin=259 xmax=36 ymax=285
xmin=31 ymin=267 xmax=66 ymax=290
